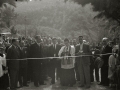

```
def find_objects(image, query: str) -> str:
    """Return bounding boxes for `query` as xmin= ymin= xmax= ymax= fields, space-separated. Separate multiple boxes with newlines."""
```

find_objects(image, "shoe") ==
xmin=34 ymin=84 xmax=39 ymax=87
xmin=51 ymin=82 xmax=55 ymax=84
xmin=103 ymin=84 xmax=109 ymax=86
xmin=10 ymin=87 xmax=17 ymax=90
xmin=23 ymin=84 xmax=29 ymax=87
xmin=98 ymin=82 xmax=103 ymax=85
xmin=69 ymin=84 xmax=73 ymax=87
xmin=40 ymin=83 xmax=46 ymax=85
xmin=85 ymin=85 xmax=90 ymax=89
xmin=78 ymin=84 xmax=84 ymax=87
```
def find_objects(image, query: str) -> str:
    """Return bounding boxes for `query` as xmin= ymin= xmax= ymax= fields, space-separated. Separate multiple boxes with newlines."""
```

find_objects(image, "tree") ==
xmin=0 ymin=0 xmax=16 ymax=7
xmin=73 ymin=0 xmax=120 ymax=24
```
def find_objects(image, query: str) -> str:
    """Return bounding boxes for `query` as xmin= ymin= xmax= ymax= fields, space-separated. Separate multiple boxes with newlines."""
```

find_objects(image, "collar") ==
xmin=36 ymin=42 xmax=40 ymax=46
xmin=79 ymin=43 xmax=83 ymax=45
xmin=12 ymin=44 xmax=17 ymax=48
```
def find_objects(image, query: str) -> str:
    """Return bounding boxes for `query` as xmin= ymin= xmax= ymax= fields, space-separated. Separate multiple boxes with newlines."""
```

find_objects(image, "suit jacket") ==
xmin=48 ymin=44 xmax=61 ymax=66
xmin=29 ymin=42 xmax=42 ymax=70
xmin=75 ymin=43 xmax=91 ymax=65
xmin=48 ymin=44 xmax=61 ymax=57
xmin=101 ymin=45 xmax=112 ymax=66
xmin=19 ymin=47 xmax=28 ymax=68
xmin=6 ymin=45 xmax=21 ymax=70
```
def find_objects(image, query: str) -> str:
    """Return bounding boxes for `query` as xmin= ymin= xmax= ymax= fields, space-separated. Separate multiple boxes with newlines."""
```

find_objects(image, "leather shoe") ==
xmin=34 ymin=84 xmax=39 ymax=87
xmin=98 ymin=82 xmax=103 ymax=85
xmin=85 ymin=85 xmax=90 ymax=89
xmin=78 ymin=85 xmax=84 ymax=87
xmin=40 ymin=83 xmax=46 ymax=85
xmin=23 ymin=84 xmax=29 ymax=87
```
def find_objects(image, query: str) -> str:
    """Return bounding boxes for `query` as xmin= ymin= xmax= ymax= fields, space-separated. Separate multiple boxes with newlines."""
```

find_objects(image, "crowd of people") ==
xmin=0 ymin=34 xmax=120 ymax=90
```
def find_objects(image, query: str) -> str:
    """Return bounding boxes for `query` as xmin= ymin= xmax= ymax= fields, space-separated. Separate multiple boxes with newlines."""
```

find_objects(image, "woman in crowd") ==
xmin=58 ymin=38 xmax=76 ymax=87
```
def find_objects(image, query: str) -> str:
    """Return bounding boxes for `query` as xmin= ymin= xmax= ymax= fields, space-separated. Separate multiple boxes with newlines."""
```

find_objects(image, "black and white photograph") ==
xmin=0 ymin=0 xmax=120 ymax=90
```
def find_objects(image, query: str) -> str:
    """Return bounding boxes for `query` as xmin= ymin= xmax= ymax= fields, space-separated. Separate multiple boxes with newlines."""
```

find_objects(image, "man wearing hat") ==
xmin=6 ymin=38 xmax=21 ymax=90
xmin=75 ymin=36 xmax=91 ymax=88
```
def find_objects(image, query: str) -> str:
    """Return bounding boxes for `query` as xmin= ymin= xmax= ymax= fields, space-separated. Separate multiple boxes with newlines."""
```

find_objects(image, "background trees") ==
xmin=14 ymin=0 xmax=106 ymax=42
xmin=1 ymin=0 xmax=119 ymax=42
xmin=73 ymin=0 xmax=120 ymax=39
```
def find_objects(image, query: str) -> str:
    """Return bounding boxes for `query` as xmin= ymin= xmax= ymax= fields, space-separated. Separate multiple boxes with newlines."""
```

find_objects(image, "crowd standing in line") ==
xmin=0 ymin=34 xmax=120 ymax=90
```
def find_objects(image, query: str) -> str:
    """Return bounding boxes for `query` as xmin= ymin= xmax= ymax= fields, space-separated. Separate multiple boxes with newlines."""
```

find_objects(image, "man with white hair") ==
xmin=99 ymin=37 xmax=112 ymax=86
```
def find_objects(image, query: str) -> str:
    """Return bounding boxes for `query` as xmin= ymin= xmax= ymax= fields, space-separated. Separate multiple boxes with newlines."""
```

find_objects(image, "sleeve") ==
xmin=108 ymin=55 xmax=112 ymax=67
xmin=2 ymin=54 xmax=6 ymax=67
xmin=70 ymin=46 xmax=75 ymax=56
xmin=70 ymin=46 xmax=75 ymax=63
xmin=87 ymin=45 xmax=91 ymax=55
xmin=58 ymin=46 xmax=64 ymax=57
xmin=75 ymin=45 xmax=79 ymax=56
xmin=6 ymin=48 xmax=12 ymax=67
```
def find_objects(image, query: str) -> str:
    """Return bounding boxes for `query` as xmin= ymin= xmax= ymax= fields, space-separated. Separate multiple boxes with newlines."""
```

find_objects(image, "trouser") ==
xmin=101 ymin=66 xmax=109 ymax=85
xmin=33 ymin=65 xmax=44 ymax=85
xmin=48 ymin=59 xmax=57 ymax=83
xmin=74 ymin=62 xmax=80 ymax=81
xmin=40 ymin=62 xmax=47 ymax=81
xmin=95 ymin=67 xmax=99 ymax=82
xmin=27 ymin=59 xmax=33 ymax=82
xmin=90 ymin=64 xmax=94 ymax=82
xmin=9 ymin=69 xmax=19 ymax=89
xmin=48 ymin=66 xmax=56 ymax=83
xmin=77 ymin=58 xmax=90 ymax=86
xmin=18 ymin=67 xmax=27 ymax=86
xmin=56 ymin=60 xmax=61 ymax=80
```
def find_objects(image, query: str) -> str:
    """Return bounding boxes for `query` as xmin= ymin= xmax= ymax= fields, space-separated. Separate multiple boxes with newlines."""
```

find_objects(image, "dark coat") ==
xmin=48 ymin=44 xmax=61 ymax=66
xmin=75 ymin=43 xmax=91 ymax=65
xmin=6 ymin=45 xmax=21 ymax=70
xmin=19 ymin=47 xmax=28 ymax=68
xmin=101 ymin=45 xmax=112 ymax=66
xmin=29 ymin=42 xmax=42 ymax=70
xmin=48 ymin=44 xmax=61 ymax=57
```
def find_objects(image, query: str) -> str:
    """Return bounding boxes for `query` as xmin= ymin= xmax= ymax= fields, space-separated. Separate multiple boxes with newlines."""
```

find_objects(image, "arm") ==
xmin=58 ymin=46 xmax=64 ymax=57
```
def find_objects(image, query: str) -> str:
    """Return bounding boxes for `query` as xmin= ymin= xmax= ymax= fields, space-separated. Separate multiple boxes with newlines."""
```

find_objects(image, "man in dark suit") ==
xmin=73 ymin=39 xmax=80 ymax=81
xmin=29 ymin=35 xmax=44 ymax=87
xmin=75 ymin=36 xmax=91 ymax=88
xmin=48 ymin=38 xmax=61 ymax=84
xmin=7 ymin=38 xmax=20 ymax=90
xmin=26 ymin=38 xmax=33 ymax=82
xmin=18 ymin=40 xmax=28 ymax=87
xmin=99 ymin=38 xmax=112 ymax=86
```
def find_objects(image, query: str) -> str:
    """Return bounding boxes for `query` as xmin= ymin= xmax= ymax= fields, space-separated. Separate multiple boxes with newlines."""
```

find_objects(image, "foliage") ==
xmin=2 ymin=6 xmax=17 ymax=28
xmin=0 ymin=0 xmax=16 ymax=7
xmin=74 ymin=0 xmax=120 ymax=21
xmin=15 ymin=0 xmax=106 ymax=42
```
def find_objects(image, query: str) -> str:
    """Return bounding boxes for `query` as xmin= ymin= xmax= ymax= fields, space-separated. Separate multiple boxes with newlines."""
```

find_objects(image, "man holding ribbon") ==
xmin=48 ymin=38 xmax=61 ymax=84
xmin=75 ymin=36 xmax=91 ymax=88
xmin=58 ymin=38 xmax=76 ymax=86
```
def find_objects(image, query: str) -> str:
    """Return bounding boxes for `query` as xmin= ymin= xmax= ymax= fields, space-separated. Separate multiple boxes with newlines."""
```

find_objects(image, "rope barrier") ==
xmin=1 ymin=53 xmax=114 ymax=60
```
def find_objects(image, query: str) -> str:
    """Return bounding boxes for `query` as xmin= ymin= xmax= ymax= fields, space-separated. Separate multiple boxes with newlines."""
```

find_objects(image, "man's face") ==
xmin=73 ymin=40 xmax=76 ymax=45
xmin=36 ymin=36 xmax=41 ymax=43
xmin=52 ymin=39 xmax=57 ymax=44
xmin=64 ymin=41 xmax=69 ymax=46
xmin=20 ymin=41 xmax=25 ymax=47
xmin=14 ymin=39 xmax=19 ymax=46
xmin=79 ymin=37 xmax=83 ymax=43
xmin=102 ymin=40 xmax=107 ymax=45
